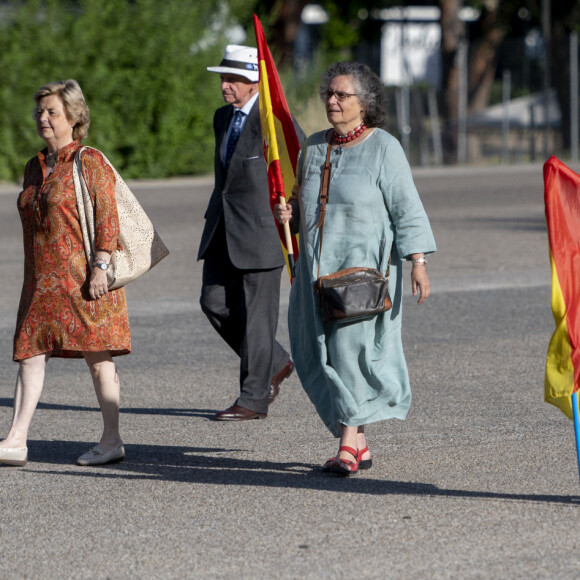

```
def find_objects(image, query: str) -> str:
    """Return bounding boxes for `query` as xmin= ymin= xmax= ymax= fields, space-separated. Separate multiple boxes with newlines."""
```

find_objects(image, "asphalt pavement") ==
xmin=0 ymin=162 xmax=579 ymax=579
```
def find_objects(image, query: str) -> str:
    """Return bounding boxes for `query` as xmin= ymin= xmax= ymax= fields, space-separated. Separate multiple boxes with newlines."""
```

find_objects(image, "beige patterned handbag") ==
xmin=72 ymin=146 xmax=169 ymax=290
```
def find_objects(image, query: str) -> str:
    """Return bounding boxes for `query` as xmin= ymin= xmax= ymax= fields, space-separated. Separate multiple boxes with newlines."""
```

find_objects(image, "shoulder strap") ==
xmin=316 ymin=142 xmax=333 ymax=279
xmin=72 ymin=146 xmax=97 ymax=267
xmin=314 ymin=139 xmax=393 ymax=280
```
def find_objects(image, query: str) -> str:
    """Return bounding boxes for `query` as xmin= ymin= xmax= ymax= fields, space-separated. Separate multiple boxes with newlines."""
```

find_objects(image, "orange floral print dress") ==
xmin=13 ymin=140 xmax=131 ymax=361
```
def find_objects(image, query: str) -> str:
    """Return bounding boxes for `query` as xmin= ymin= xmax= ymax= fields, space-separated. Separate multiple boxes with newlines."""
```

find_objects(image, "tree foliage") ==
xmin=0 ymin=0 xmax=258 ymax=182
xmin=4 ymin=0 xmax=578 ymax=179
xmin=440 ymin=0 xmax=580 ymax=155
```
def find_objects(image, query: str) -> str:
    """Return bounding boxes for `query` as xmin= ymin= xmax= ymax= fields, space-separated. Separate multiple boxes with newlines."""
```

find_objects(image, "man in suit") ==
xmin=199 ymin=45 xmax=302 ymax=421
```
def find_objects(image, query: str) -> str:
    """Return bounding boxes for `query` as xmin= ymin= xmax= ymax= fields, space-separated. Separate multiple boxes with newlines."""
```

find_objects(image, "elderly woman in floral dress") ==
xmin=0 ymin=79 xmax=130 ymax=467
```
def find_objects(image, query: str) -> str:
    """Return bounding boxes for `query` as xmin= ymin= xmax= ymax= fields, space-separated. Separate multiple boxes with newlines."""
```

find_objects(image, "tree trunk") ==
xmin=550 ymin=2 xmax=580 ymax=149
xmin=440 ymin=0 xmax=466 ymax=161
xmin=440 ymin=0 xmax=465 ymax=123
xmin=467 ymin=6 xmax=508 ymax=114
xmin=266 ymin=0 xmax=310 ymax=68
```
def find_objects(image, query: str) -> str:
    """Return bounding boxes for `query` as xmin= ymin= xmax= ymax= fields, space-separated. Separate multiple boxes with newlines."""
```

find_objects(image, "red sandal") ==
xmin=358 ymin=445 xmax=372 ymax=470
xmin=322 ymin=446 xmax=360 ymax=476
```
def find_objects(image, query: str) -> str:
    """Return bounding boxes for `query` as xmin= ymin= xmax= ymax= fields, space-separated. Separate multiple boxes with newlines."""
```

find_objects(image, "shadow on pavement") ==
xmin=460 ymin=216 xmax=546 ymax=232
xmin=11 ymin=439 xmax=580 ymax=506
xmin=0 ymin=398 xmax=218 ymax=419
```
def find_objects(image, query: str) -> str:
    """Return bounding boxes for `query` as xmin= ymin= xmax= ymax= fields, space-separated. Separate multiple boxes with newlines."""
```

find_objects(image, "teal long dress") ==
xmin=289 ymin=128 xmax=436 ymax=437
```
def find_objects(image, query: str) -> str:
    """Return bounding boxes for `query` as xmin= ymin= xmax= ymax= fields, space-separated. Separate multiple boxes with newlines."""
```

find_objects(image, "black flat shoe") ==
xmin=358 ymin=445 xmax=372 ymax=470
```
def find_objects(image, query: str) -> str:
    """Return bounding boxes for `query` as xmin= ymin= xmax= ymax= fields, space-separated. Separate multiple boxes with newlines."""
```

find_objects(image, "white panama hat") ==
xmin=207 ymin=44 xmax=259 ymax=82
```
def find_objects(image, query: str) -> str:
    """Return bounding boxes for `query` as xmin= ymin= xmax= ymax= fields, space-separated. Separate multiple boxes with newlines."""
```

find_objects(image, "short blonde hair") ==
xmin=33 ymin=79 xmax=90 ymax=140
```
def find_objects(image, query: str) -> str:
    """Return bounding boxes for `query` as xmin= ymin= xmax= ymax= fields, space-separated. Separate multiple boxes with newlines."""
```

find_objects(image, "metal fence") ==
xmin=384 ymin=32 xmax=579 ymax=167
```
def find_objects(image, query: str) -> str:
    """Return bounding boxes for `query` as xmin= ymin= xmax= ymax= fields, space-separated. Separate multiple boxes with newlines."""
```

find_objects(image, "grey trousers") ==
xmin=200 ymin=249 xmax=289 ymax=414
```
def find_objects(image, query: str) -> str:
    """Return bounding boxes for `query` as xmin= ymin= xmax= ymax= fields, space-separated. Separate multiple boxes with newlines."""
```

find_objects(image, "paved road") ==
xmin=0 ymin=163 xmax=579 ymax=579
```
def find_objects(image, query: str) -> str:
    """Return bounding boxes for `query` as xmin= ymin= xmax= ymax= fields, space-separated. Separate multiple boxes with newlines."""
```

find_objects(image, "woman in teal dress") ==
xmin=274 ymin=62 xmax=436 ymax=476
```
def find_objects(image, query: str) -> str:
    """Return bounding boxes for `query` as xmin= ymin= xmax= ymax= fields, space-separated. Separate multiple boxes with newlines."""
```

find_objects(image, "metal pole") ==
xmin=400 ymin=12 xmax=411 ymax=157
xmin=457 ymin=40 xmax=468 ymax=164
xmin=570 ymin=32 xmax=579 ymax=163
xmin=501 ymin=69 xmax=511 ymax=164
xmin=542 ymin=0 xmax=551 ymax=159
xmin=401 ymin=83 xmax=410 ymax=156
xmin=428 ymin=87 xmax=443 ymax=166
xmin=572 ymin=392 xmax=580 ymax=484
xmin=395 ymin=88 xmax=403 ymax=142
xmin=529 ymin=105 xmax=536 ymax=162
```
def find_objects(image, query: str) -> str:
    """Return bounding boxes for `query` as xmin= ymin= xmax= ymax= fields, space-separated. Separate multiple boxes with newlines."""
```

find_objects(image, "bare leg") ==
xmin=83 ymin=351 xmax=122 ymax=451
xmin=336 ymin=424 xmax=359 ymax=467
xmin=357 ymin=425 xmax=371 ymax=462
xmin=0 ymin=353 xmax=50 ymax=448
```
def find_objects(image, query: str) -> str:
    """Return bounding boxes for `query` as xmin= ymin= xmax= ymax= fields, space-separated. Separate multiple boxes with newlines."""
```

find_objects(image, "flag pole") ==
xmin=254 ymin=13 xmax=301 ymax=282
xmin=279 ymin=197 xmax=296 ymax=277
xmin=572 ymin=392 xmax=580 ymax=483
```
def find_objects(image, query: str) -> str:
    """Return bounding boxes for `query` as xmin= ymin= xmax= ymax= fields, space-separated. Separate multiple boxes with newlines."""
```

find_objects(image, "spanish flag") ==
xmin=254 ymin=14 xmax=301 ymax=280
xmin=544 ymin=156 xmax=580 ymax=419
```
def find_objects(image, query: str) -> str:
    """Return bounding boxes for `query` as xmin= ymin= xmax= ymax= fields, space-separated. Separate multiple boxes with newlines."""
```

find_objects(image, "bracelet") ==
xmin=411 ymin=257 xmax=428 ymax=266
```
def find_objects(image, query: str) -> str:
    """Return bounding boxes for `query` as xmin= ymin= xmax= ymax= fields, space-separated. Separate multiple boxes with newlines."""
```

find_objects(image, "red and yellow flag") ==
xmin=254 ymin=14 xmax=300 ymax=280
xmin=544 ymin=156 xmax=580 ymax=418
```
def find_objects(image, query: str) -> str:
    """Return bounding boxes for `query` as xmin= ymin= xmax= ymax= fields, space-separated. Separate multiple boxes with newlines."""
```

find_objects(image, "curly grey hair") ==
xmin=320 ymin=62 xmax=386 ymax=128
xmin=33 ymin=79 xmax=90 ymax=140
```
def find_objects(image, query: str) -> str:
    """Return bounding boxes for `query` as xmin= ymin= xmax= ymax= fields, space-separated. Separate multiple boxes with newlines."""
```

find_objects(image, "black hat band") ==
xmin=219 ymin=58 xmax=258 ymax=72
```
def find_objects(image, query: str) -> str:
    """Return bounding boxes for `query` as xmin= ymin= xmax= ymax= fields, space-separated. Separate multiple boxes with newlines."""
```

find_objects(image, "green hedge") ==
xmin=0 ymin=0 xmax=256 ymax=182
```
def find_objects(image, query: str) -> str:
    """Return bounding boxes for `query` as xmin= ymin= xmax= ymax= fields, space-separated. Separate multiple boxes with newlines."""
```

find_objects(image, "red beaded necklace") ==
xmin=332 ymin=123 xmax=367 ymax=144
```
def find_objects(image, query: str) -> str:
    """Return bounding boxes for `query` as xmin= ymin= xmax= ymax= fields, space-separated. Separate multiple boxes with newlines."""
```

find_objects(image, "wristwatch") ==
xmin=94 ymin=260 xmax=110 ymax=271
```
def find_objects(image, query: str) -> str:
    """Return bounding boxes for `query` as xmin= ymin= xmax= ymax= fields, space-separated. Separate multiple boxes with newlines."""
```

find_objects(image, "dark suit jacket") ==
xmin=198 ymin=99 xmax=304 ymax=270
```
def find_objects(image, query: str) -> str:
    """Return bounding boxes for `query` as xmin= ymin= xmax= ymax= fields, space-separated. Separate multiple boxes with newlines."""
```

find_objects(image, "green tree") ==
xmin=0 ymin=0 xmax=258 ymax=182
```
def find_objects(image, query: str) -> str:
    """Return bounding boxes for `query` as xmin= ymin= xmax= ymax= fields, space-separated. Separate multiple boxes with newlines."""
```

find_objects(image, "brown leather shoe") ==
xmin=269 ymin=360 xmax=295 ymax=404
xmin=214 ymin=404 xmax=267 ymax=421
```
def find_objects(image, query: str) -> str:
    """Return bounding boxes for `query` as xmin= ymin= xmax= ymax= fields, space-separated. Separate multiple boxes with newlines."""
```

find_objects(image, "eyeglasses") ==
xmin=320 ymin=90 xmax=359 ymax=102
